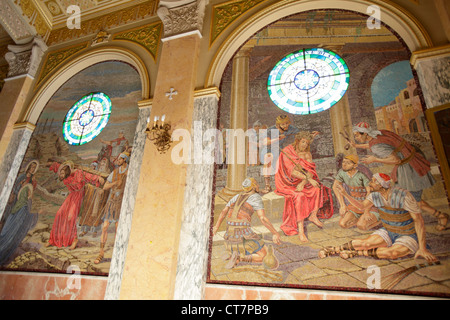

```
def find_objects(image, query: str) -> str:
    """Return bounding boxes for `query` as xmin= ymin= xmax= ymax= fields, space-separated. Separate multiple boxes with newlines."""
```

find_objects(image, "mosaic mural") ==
xmin=0 ymin=61 xmax=141 ymax=275
xmin=208 ymin=11 xmax=450 ymax=298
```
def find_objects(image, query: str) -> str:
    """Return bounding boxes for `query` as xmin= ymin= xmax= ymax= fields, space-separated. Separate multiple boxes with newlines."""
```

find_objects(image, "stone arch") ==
xmin=2 ymin=45 xmax=151 ymax=300
xmin=205 ymin=0 xmax=432 ymax=88
xmin=24 ymin=46 xmax=150 ymax=124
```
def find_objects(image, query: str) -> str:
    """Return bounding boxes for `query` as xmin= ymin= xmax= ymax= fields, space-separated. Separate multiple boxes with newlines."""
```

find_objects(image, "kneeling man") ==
xmin=213 ymin=178 xmax=281 ymax=269
xmin=333 ymin=154 xmax=380 ymax=230
xmin=321 ymin=173 xmax=437 ymax=262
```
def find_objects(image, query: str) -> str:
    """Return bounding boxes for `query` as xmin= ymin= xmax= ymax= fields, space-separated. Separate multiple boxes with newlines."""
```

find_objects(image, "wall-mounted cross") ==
xmin=165 ymin=87 xmax=178 ymax=100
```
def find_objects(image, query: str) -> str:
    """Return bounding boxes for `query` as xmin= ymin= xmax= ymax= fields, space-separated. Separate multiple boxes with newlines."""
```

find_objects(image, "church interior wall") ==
xmin=0 ymin=0 xmax=448 ymax=300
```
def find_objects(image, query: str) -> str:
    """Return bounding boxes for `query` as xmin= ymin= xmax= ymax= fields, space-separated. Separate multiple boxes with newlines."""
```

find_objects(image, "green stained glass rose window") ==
xmin=267 ymin=48 xmax=350 ymax=115
xmin=62 ymin=92 xmax=112 ymax=145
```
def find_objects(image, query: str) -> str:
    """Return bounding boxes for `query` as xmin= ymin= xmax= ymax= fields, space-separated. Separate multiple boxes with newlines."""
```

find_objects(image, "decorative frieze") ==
xmin=5 ymin=36 xmax=48 ymax=78
xmin=37 ymin=20 xmax=161 ymax=86
xmin=46 ymin=1 xmax=158 ymax=46
xmin=210 ymin=0 xmax=265 ymax=46
xmin=37 ymin=42 xmax=89 ymax=84
xmin=157 ymin=0 xmax=207 ymax=39
xmin=113 ymin=22 xmax=162 ymax=61
xmin=13 ymin=0 xmax=51 ymax=40
xmin=0 ymin=0 xmax=34 ymax=43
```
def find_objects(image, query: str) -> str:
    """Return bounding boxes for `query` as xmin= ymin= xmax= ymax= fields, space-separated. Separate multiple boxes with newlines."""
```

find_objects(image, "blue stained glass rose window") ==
xmin=267 ymin=48 xmax=350 ymax=115
xmin=62 ymin=92 xmax=112 ymax=145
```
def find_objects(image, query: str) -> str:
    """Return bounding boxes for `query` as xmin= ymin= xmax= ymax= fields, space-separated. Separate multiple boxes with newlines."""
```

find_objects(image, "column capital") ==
xmin=138 ymin=99 xmax=153 ymax=110
xmin=13 ymin=121 xmax=36 ymax=132
xmin=5 ymin=36 xmax=48 ymax=78
xmin=410 ymin=44 xmax=450 ymax=69
xmin=194 ymin=87 xmax=221 ymax=100
xmin=157 ymin=0 xmax=208 ymax=40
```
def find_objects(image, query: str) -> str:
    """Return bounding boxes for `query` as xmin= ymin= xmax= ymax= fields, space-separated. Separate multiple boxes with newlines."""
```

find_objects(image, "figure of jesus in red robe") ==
xmin=275 ymin=132 xmax=333 ymax=242
xmin=46 ymin=161 xmax=104 ymax=249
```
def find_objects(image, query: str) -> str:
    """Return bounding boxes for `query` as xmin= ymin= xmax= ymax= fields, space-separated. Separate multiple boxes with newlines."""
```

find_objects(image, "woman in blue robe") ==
xmin=0 ymin=183 xmax=38 ymax=266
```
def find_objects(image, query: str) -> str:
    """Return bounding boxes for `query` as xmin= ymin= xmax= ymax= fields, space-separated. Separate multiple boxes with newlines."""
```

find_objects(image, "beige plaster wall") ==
xmin=119 ymin=33 xmax=201 ymax=299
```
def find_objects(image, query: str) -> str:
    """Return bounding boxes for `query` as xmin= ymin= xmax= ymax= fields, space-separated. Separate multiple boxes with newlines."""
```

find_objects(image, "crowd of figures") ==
xmin=213 ymin=116 xmax=448 ymax=270
xmin=0 ymin=130 xmax=131 ymax=269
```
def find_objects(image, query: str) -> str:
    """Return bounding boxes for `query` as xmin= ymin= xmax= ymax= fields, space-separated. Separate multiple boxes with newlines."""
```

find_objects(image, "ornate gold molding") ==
xmin=210 ymin=0 xmax=265 ymax=47
xmin=37 ymin=42 xmax=89 ymax=84
xmin=47 ymin=0 xmax=158 ymax=46
xmin=157 ymin=0 xmax=207 ymax=39
xmin=37 ymin=22 xmax=161 ymax=89
xmin=14 ymin=0 xmax=51 ymax=39
xmin=410 ymin=44 xmax=450 ymax=68
xmin=113 ymin=22 xmax=163 ymax=61
xmin=206 ymin=0 xmax=433 ymax=87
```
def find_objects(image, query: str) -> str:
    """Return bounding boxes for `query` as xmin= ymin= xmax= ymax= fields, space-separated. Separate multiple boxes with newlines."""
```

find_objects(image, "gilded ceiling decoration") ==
xmin=14 ymin=0 xmax=51 ymax=39
xmin=113 ymin=22 xmax=162 ymax=60
xmin=210 ymin=0 xmax=265 ymax=46
xmin=37 ymin=41 xmax=89 ymax=83
xmin=47 ymin=1 xmax=158 ymax=46
xmin=38 ymin=20 xmax=162 ymax=86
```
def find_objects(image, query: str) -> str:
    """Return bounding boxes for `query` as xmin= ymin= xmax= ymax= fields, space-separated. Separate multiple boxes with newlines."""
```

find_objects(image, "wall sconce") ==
xmin=146 ymin=115 xmax=172 ymax=153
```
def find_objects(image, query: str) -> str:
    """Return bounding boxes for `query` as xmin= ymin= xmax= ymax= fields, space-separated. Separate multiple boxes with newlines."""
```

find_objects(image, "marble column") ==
xmin=0 ymin=37 xmax=47 ymax=206
xmin=0 ymin=37 xmax=47 ymax=160
xmin=0 ymin=122 xmax=35 ymax=220
xmin=104 ymin=102 xmax=151 ymax=300
xmin=173 ymin=88 xmax=220 ymax=300
xmin=411 ymin=44 xmax=450 ymax=109
xmin=218 ymin=46 xmax=252 ymax=201
xmin=118 ymin=0 xmax=206 ymax=299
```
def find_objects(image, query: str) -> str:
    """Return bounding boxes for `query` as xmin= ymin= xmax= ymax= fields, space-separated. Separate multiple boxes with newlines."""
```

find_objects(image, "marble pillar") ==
xmin=218 ymin=46 xmax=252 ymax=201
xmin=411 ymin=45 xmax=450 ymax=109
xmin=0 ymin=122 xmax=35 ymax=220
xmin=0 ymin=37 xmax=47 ymax=162
xmin=104 ymin=103 xmax=151 ymax=300
xmin=0 ymin=37 xmax=47 ymax=210
xmin=119 ymin=0 xmax=204 ymax=296
xmin=173 ymin=89 xmax=220 ymax=300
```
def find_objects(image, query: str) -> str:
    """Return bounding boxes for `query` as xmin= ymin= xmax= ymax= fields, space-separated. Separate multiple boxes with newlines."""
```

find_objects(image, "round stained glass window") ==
xmin=267 ymin=48 xmax=350 ymax=115
xmin=62 ymin=92 xmax=112 ymax=145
